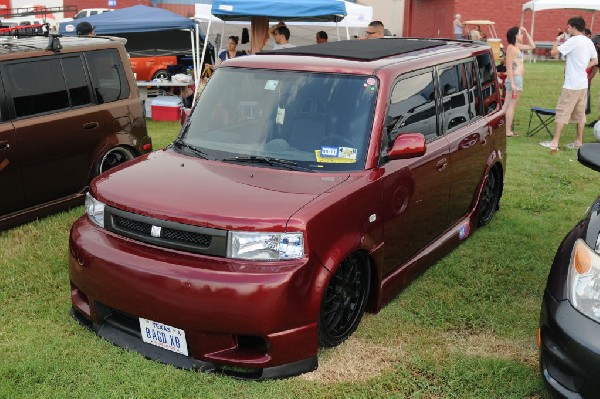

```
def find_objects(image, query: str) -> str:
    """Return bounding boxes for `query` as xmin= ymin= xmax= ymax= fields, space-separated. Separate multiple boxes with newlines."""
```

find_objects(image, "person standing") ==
xmin=217 ymin=36 xmax=246 ymax=64
xmin=504 ymin=26 xmax=535 ymax=137
xmin=316 ymin=31 xmax=328 ymax=44
xmin=361 ymin=21 xmax=385 ymax=40
xmin=540 ymin=17 xmax=598 ymax=152
xmin=453 ymin=14 xmax=464 ymax=39
xmin=76 ymin=21 xmax=95 ymax=36
xmin=272 ymin=26 xmax=295 ymax=49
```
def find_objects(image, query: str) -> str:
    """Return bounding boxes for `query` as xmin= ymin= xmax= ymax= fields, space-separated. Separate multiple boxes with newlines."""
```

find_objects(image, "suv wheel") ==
xmin=318 ymin=253 xmax=370 ymax=347
xmin=98 ymin=147 xmax=135 ymax=175
xmin=152 ymin=69 xmax=168 ymax=80
xmin=477 ymin=166 xmax=501 ymax=226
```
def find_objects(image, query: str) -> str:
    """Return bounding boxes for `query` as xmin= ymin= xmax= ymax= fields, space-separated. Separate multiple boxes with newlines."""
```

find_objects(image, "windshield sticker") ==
xmin=264 ymin=80 xmax=279 ymax=90
xmin=315 ymin=147 xmax=357 ymax=163
xmin=364 ymin=77 xmax=377 ymax=91
xmin=276 ymin=107 xmax=285 ymax=125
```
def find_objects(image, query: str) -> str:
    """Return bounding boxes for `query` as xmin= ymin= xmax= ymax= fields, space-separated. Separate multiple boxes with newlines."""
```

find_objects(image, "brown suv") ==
xmin=0 ymin=35 xmax=151 ymax=230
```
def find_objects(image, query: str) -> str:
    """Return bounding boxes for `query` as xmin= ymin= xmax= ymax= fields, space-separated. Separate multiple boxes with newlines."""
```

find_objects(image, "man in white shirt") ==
xmin=542 ymin=17 xmax=598 ymax=151
xmin=272 ymin=26 xmax=296 ymax=50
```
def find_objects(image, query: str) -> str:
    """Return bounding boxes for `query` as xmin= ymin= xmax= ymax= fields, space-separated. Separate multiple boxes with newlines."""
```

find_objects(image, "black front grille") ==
xmin=105 ymin=206 xmax=227 ymax=257
xmin=163 ymin=228 xmax=211 ymax=247
xmin=114 ymin=215 xmax=152 ymax=235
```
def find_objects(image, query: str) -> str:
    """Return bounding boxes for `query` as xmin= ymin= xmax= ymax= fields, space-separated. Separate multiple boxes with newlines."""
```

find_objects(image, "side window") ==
xmin=476 ymin=52 xmax=499 ymax=114
xmin=7 ymin=59 xmax=69 ymax=117
xmin=85 ymin=49 xmax=130 ymax=104
xmin=386 ymin=70 xmax=437 ymax=145
xmin=466 ymin=60 xmax=483 ymax=118
xmin=438 ymin=63 xmax=471 ymax=131
xmin=62 ymin=56 xmax=92 ymax=107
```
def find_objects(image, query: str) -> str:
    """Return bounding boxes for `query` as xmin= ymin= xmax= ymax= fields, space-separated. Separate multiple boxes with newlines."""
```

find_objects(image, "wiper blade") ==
xmin=172 ymin=139 xmax=209 ymax=159
xmin=221 ymin=156 xmax=313 ymax=172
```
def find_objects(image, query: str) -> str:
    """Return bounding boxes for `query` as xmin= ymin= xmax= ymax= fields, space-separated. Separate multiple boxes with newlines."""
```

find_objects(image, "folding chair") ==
xmin=527 ymin=106 xmax=556 ymax=137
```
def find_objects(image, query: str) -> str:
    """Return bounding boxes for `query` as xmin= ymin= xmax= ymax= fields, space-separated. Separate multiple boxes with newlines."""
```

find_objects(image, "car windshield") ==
xmin=179 ymin=68 xmax=378 ymax=172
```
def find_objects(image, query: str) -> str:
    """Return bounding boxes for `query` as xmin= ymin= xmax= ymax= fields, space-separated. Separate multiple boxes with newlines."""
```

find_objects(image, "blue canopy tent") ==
xmin=202 ymin=0 xmax=347 ymax=73
xmin=59 ymin=5 xmax=204 ymax=76
xmin=211 ymin=0 xmax=347 ymax=22
xmin=58 ymin=5 xmax=195 ymax=34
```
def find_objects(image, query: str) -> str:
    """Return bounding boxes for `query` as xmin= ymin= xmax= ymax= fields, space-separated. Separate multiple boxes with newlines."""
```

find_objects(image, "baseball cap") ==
xmin=76 ymin=21 xmax=95 ymax=35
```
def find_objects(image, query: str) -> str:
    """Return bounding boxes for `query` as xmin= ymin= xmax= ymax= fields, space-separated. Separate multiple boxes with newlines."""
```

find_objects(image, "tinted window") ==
xmin=386 ymin=70 xmax=437 ymax=143
xmin=7 ymin=59 xmax=69 ymax=117
xmin=62 ymin=56 xmax=91 ymax=107
xmin=85 ymin=49 xmax=130 ymax=104
xmin=439 ymin=63 xmax=475 ymax=131
xmin=476 ymin=52 xmax=498 ymax=114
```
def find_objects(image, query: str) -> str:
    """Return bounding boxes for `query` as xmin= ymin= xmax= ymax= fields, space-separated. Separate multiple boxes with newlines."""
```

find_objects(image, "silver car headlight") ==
xmin=227 ymin=231 xmax=304 ymax=260
xmin=85 ymin=192 xmax=105 ymax=228
xmin=568 ymin=239 xmax=600 ymax=322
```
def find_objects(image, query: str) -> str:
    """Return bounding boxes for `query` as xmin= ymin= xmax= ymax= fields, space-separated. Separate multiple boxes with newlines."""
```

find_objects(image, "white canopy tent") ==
xmin=521 ymin=0 xmax=600 ymax=39
xmin=194 ymin=0 xmax=373 ymax=55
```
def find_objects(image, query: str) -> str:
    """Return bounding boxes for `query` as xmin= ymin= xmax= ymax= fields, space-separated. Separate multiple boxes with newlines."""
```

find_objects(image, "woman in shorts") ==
xmin=504 ymin=26 xmax=536 ymax=137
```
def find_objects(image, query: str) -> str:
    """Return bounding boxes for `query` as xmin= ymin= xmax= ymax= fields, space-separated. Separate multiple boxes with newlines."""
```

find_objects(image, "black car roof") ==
xmin=259 ymin=38 xmax=448 ymax=61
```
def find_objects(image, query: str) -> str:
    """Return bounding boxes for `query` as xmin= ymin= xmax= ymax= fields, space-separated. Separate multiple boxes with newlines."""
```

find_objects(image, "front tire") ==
xmin=318 ymin=253 xmax=370 ymax=347
xmin=97 ymin=147 xmax=135 ymax=175
xmin=477 ymin=166 xmax=501 ymax=226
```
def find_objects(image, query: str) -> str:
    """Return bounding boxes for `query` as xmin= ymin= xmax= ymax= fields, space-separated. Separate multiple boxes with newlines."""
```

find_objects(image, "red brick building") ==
xmin=403 ymin=0 xmax=598 ymax=45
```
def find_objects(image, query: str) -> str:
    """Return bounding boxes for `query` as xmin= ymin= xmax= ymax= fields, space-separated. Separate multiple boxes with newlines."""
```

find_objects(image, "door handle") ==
xmin=83 ymin=122 xmax=99 ymax=130
xmin=0 ymin=141 xmax=10 ymax=150
xmin=436 ymin=158 xmax=448 ymax=172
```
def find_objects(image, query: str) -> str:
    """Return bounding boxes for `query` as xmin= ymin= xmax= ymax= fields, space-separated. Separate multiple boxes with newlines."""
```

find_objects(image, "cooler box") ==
xmin=151 ymin=96 xmax=183 ymax=121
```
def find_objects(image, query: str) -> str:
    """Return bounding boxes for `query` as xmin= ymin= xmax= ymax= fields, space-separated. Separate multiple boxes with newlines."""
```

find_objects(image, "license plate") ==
xmin=139 ymin=317 xmax=188 ymax=356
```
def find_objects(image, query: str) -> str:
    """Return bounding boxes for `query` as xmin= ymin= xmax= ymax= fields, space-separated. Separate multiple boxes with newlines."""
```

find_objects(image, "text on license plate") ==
xmin=139 ymin=317 xmax=188 ymax=356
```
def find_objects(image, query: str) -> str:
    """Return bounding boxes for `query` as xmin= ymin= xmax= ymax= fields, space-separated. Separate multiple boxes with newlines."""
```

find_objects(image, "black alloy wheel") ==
xmin=478 ymin=166 xmax=501 ymax=226
xmin=318 ymin=253 xmax=370 ymax=347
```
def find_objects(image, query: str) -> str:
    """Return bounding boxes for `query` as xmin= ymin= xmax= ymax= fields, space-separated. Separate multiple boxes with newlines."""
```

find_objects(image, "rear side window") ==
xmin=386 ymin=70 xmax=437 ymax=143
xmin=63 ymin=56 xmax=92 ymax=106
xmin=476 ymin=52 xmax=499 ymax=114
xmin=7 ymin=59 xmax=70 ymax=117
xmin=438 ymin=60 xmax=482 ymax=132
xmin=85 ymin=49 xmax=130 ymax=104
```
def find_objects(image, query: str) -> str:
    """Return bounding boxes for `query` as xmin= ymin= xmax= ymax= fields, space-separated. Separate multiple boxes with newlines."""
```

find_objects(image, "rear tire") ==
xmin=97 ymin=147 xmax=135 ymax=175
xmin=152 ymin=69 xmax=168 ymax=80
xmin=477 ymin=166 xmax=501 ymax=226
xmin=318 ymin=253 xmax=370 ymax=348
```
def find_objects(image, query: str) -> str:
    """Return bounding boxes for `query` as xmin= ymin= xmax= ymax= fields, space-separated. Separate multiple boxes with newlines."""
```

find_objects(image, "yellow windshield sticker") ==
xmin=315 ymin=147 xmax=357 ymax=163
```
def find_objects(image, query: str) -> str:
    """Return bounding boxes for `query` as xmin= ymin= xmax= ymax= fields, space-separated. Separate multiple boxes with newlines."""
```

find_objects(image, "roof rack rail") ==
xmin=0 ymin=5 xmax=77 ymax=19
xmin=0 ymin=22 xmax=50 ymax=38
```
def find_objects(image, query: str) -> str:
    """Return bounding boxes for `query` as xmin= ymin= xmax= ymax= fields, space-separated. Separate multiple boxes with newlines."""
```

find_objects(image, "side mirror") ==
xmin=388 ymin=133 xmax=426 ymax=160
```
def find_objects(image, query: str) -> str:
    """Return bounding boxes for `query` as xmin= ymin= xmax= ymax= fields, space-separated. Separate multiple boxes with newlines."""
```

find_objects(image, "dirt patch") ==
xmin=444 ymin=330 xmax=538 ymax=367
xmin=299 ymin=336 xmax=405 ymax=384
xmin=297 ymin=329 xmax=537 ymax=384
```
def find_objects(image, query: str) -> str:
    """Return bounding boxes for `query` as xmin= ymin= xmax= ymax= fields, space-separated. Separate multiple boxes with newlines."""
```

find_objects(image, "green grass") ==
xmin=1 ymin=62 xmax=599 ymax=398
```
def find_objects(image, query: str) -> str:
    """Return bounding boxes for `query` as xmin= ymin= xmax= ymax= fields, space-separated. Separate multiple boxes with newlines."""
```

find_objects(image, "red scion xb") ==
xmin=68 ymin=38 xmax=506 ymax=379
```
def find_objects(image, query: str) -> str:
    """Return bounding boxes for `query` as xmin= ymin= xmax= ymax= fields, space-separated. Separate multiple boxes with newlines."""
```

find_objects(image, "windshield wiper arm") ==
xmin=221 ymin=156 xmax=313 ymax=172
xmin=172 ymin=139 xmax=209 ymax=159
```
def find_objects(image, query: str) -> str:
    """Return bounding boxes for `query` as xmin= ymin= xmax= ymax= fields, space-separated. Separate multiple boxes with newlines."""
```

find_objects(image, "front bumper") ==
xmin=539 ymin=290 xmax=600 ymax=398
xmin=69 ymin=216 xmax=325 ymax=379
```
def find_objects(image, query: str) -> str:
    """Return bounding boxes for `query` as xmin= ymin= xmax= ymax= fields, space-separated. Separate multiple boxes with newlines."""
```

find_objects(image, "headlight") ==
xmin=85 ymin=192 xmax=105 ymax=228
xmin=227 ymin=231 xmax=304 ymax=260
xmin=568 ymin=239 xmax=600 ymax=322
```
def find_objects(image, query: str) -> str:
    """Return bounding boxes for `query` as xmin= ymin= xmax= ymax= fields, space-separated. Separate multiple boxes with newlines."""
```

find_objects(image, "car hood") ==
xmin=92 ymin=149 xmax=350 ymax=230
